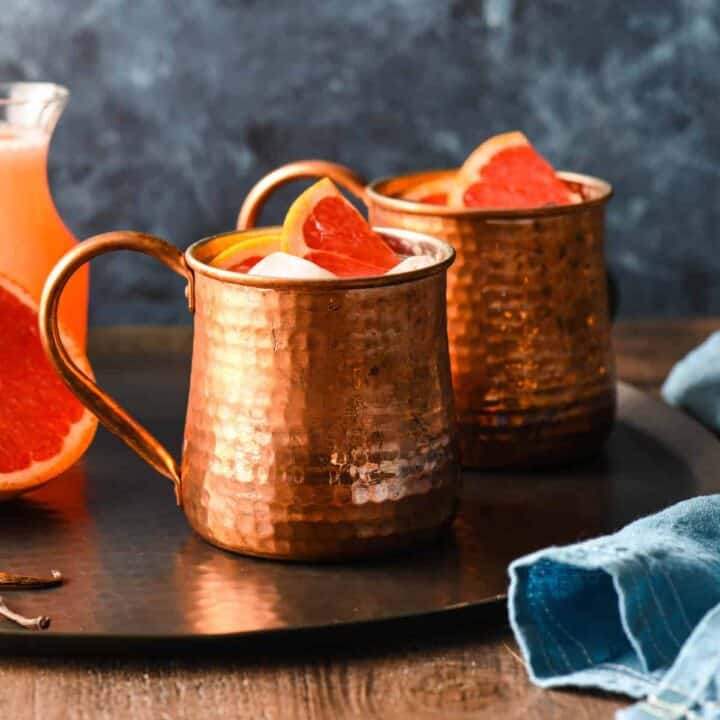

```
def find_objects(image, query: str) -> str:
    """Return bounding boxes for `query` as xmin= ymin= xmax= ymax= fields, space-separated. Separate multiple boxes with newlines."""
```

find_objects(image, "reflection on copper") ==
xmin=175 ymin=537 xmax=283 ymax=633
xmin=175 ymin=529 xmax=461 ymax=634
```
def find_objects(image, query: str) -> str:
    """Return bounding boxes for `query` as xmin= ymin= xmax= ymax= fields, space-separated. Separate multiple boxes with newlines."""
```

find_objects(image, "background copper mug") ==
xmin=39 ymin=228 xmax=460 ymax=561
xmin=238 ymin=161 xmax=615 ymax=468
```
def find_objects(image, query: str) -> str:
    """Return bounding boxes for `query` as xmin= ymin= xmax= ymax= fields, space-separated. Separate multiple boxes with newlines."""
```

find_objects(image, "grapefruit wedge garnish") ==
xmin=282 ymin=178 xmax=399 ymax=277
xmin=0 ymin=274 xmax=97 ymax=500
xmin=402 ymin=176 xmax=454 ymax=206
xmin=449 ymin=131 xmax=580 ymax=209
xmin=212 ymin=233 xmax=282 ymax=273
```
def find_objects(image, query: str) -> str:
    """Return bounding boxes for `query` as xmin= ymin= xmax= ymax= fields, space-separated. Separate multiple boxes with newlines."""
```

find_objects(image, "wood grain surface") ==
xmin=2 ymin=319 xmax=717 ymax=720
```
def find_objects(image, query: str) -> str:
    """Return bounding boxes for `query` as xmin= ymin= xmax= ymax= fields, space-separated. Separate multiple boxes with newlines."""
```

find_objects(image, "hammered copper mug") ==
xmin=39 ymin=227 xmax=460 ymax=561
xmin=238 ymin=161 xmax=616 ymax=468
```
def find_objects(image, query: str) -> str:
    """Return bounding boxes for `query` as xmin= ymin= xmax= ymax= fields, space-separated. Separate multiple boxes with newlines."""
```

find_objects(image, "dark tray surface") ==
xmin=1 ymin=340 xmax=718 ymax=650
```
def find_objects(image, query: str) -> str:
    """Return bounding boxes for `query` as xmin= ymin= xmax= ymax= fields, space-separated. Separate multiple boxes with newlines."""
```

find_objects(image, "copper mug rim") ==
xmin=185 ymin=225 xmax=456 ymax=290
xmin=236 ymin=160 xmax=613 ymax=231
xmin=366 ymin=169 xmax=613 ymax=218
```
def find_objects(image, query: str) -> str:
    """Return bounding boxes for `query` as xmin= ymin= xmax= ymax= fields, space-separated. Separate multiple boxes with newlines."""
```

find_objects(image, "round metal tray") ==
xmin=1 ymin=346 xmax=718 ymax=651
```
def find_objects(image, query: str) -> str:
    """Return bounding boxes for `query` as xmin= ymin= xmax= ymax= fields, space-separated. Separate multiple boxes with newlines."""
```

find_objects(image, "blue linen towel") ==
xmin=662 ymin=330 xmax=720 ymax=432
xmin=509 ymin=495 xmax=720 ymax=719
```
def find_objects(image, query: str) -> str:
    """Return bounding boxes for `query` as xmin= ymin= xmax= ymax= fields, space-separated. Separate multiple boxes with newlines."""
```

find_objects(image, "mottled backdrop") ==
xmin=2 ymin=0 xmax=718 ymax=322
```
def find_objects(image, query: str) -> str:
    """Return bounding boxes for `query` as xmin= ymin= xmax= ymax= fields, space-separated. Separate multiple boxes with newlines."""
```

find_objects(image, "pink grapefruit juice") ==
xmin=0 ymin=125 xmax=87 ymax=347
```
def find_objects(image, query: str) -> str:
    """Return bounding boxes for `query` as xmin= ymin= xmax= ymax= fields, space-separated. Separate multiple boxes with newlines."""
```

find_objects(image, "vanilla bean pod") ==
xmin=0 ymin=569 xmax=63 ymax=589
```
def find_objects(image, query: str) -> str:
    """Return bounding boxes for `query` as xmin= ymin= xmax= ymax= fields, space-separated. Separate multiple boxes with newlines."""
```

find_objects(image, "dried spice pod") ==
xmin=0 ymin=596 xmax=51 ymax=630
xmin=0 ymin=569 xmax=63 ymax=589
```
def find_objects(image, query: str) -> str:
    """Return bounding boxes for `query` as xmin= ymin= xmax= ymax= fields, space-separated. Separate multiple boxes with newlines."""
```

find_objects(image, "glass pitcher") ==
xmin=0 ymin=82 xmax=87 ymax=348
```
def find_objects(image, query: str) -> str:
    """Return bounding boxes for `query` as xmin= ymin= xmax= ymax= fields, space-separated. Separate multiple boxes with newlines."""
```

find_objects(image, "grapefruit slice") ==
xmin=282 ymin=178 xmax=399 ymax=277
xmin=0 ymin=274 xmax=97 ymax=500
xmin=402 ymin=177 xmax=453 ymax=206
xmin=212 ymin=233 xmax=282 ymax=273
xmin=448 ymin=131 xmax=580 ymax=209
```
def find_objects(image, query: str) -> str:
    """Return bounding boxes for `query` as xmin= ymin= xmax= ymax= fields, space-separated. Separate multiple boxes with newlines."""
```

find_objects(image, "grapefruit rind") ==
xmin=0 ymin=274 xmax=97 ymax=500
xmin=457 ymin=130 xmax=531 ymax=183
xmin=281 ymin=177 xmax=341 ymax=256
xmin=0 ymin=411 xmax=97 ymax=500
xmin=212 ymin=233 xmax=282 ymax=270
xmin=281 ymin=178 xmax=400 ymax=276
xmin=402 ymin=176 xmax=454 ymax=205
xmin=448 ymin=131 xmax=582 ymax=208
xmin=448 ymin=131 xmax=530 ymax=207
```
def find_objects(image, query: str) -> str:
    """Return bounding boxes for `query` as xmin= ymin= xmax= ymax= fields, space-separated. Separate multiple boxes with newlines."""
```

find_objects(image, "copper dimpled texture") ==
xmin=238 ymin=163 xmax=615 ymax=468
xmin=368 ymin=171 xmax=616 ymax=468
xmin=40 ymin=228 xmax=460 ymax=561
xmin=182 ymin=230 xmax=459 ymax=559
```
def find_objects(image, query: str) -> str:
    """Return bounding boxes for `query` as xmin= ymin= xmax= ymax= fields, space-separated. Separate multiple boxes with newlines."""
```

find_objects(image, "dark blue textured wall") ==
xmin=2 ymin=0 xmax=718 ymax=322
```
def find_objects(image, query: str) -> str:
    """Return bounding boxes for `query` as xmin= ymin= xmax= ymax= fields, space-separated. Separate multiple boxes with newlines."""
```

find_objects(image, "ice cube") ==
xmin=385 ymin=256 xmax=435 ymax=275
xmin=248 ymin=252 xmax=336 ymax=279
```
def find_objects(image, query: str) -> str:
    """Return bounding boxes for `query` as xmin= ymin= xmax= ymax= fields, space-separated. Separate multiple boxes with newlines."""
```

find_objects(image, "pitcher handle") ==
xmin=39 ymin=231 xmax=192 ymax=505
xmin=237 ymin=160 xmax=368 ymax=229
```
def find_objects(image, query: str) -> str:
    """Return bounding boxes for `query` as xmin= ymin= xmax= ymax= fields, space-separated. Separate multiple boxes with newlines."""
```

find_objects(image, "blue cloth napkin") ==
xmin=509 ymin=332 xmax=720 ymax=717
xmin=509 ymin=496 xmax=720 ymax=719
xmin=662 ymin=330 xmax=720 ymax=432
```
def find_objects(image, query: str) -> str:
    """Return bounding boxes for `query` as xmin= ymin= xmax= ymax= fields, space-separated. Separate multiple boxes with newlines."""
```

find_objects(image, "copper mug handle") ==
xmin=39 ymin=231 xmax=192 ymax=505
xmin=237 ymin=160 xmax=368 ymax=229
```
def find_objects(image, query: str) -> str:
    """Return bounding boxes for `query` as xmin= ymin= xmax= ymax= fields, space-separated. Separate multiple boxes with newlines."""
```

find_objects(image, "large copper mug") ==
xmin=238 ymin=161 xmax=616 ymax=468
xmin=39 ymin=228 xmax=460 ymax=560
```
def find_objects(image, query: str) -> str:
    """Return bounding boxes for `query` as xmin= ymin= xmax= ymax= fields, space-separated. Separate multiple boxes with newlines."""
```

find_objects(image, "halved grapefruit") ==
xmin=212 ymin=232 xmax=282 ymax=273
xmin=0 ymin=274 xmax=97 ymax=500
xmin=448 ymin=131 xmax=580 ymax=209
xmin=282 ymin=178 xmax=399 ymax=277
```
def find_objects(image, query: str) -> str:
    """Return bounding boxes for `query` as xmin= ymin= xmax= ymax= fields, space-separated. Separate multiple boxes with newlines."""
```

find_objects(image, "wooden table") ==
xmin=3 ymin=319 xmax=718 ymax=720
